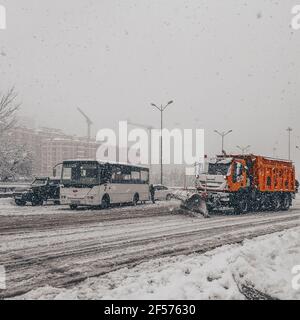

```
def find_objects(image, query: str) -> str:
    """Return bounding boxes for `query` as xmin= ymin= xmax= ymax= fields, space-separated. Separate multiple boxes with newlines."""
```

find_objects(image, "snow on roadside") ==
xmin=0 ymin=198 xmax=179 ymax=216
xmin=14 ymin=227 xmax=300 ymax=300
xmin=0 ymin=198 xmax=62 ymax=216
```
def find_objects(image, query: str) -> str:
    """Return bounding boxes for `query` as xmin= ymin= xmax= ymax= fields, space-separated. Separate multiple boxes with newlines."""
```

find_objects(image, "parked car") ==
xmin=14 ymin=177 xmax=61 ymax=206
xmin=153 ymin=184 xmax=173 ymax=201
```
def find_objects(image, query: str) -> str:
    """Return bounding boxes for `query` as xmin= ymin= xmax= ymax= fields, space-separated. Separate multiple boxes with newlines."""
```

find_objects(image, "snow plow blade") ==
xmin=172 ymin=190 xmax=209 ymax=218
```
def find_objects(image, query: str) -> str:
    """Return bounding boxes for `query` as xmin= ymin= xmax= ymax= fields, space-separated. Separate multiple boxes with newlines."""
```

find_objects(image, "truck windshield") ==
xmin=62 ymin=162 xmax=99 ymax=187
xmin=208 ymin=163 xmax=231 ymax=175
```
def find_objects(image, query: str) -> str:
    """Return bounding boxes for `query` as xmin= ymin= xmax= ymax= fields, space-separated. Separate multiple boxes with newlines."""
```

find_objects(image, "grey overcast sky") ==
xmin=0 ymin=0 xmax=300 ymax=164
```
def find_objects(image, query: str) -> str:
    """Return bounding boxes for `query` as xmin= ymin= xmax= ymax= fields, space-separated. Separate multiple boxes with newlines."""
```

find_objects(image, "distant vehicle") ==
xmin=60 ymin=160 xmax=150 ymax=210
xmin=153 ymin=184 xmax=173 ymax=201
xmin=14 ymin=177 xmax=61 ymax=206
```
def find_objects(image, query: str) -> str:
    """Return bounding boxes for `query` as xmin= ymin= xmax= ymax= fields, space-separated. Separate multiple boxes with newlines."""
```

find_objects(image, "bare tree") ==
xmin=0 ymin=88 xmax=33 ymax=181
xmin=0 ymin=87 xmax=20 ymax=133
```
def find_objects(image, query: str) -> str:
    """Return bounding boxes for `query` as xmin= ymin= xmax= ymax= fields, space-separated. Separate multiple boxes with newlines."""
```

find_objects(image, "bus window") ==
xmin=100 ymin=164 xmax=112 ymax=184
xmin=131 ymin=171 xmax=140 ymax=180
xmin=141 ymin=170 xmax=149 ymax=183
xmin=112 ymin=167 xmax=121 ymax=181
xmin=123 ymin=174 xmax=131 ymax=181
xmin=78 ymin=164 xmax=98 ymax=185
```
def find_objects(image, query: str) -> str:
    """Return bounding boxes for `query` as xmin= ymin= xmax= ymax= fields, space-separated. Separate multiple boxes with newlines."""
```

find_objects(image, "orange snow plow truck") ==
xmin=193 ymin=154 xmax=297 ymax=214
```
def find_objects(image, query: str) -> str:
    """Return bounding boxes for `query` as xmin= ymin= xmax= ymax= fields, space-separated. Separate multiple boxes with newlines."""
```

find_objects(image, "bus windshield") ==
xmin=62 ymin=162 xmax=99 ymax=187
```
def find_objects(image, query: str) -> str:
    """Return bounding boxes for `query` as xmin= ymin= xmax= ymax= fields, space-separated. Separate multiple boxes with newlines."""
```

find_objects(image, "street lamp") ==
xmin=150 ymin=100 xmax=174 ymax=184
xmin=287 ymin=127 xmax=293 ymax=160
xmin=236 ymin=145 xmax=251 ymax=155
xmin=214 ymin=130 xmax=233 ymax=154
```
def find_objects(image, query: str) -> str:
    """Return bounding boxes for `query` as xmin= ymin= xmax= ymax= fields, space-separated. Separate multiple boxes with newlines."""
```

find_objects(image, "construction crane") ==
xmin=77 ymin=107 xmax=93 ymax=141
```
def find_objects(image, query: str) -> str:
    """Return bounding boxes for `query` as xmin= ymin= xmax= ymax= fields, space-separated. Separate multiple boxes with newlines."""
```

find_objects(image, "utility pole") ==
xmin=150 ymin=100 xmax=174 ymax=185
xmin=214 ymin=130 xmax=233 ymax=154
xmin=236 ymin=145 xmax=251 ymax=155
xmin=287 ymin=127 xmax=293 ymax=160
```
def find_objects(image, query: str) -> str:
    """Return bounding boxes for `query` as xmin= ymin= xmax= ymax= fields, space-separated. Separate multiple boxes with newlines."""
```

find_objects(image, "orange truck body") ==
xmin=227 ymin=155 xmax=295 ymax=193
xmin=253 ymin=156 xmax=295 ymax=193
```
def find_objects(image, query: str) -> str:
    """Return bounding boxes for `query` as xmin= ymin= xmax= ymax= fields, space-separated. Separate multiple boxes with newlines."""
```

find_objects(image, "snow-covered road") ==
xmin=15 ymin=227 xmax=300 ymax=300
xmin=0 ymin=198 xmax=300 ymax=298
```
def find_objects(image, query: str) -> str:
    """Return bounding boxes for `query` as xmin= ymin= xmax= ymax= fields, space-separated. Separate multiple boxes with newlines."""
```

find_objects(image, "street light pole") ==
xmin=237 ymin=145 xmax=251 ymax=155
xmin=214 ymin=130 xmax=233 ymax=154
xmin=161 ymin=108 xmax=163 ymax=183
xmin=151 ymin=100 xmax=174 ymax=185
xmin=287 ymin=127 xmax=293 ymax=160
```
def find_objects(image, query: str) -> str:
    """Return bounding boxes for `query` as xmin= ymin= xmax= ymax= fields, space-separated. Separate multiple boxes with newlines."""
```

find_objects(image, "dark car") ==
xmin=14 ymin=177 xmax=61 ymax=206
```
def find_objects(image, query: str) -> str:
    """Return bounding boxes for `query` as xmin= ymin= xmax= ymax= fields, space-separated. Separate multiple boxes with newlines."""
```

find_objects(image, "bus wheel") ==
xmin=101 ymin=195 xmax=110 ymax=209
xmin=70 ymin=204 xmax=78 ymax=210
xmin=132 ymin=193 xmax=139 ymax=206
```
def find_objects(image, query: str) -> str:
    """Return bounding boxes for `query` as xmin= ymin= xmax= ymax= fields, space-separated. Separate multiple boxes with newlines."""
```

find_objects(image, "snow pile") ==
xmin=14 ymin=227 xmax=300 ymax=300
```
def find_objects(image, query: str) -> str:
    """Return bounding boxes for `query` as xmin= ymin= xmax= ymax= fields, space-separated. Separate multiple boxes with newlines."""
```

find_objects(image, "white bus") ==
xmin=60 ymin=160 xmax=150 ymax=210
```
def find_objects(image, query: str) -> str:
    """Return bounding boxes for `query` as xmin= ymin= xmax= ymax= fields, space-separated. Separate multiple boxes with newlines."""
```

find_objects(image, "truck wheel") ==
xmin=15 ymin=199 xmax=26 ymax=206
xmin=281 ymin=195 xmax=290 ymax=211
xmin=272 ymin=196 xmax=281 ymax=211
xmin=207 ymin=204 xmax=213 ymax=213
xmin=251 ymin=200 xmax=261 ymax=212
xmin=234 ymin=198 xmax=249 ymax=215
xmin=32 ymin=198 xmax=43 ymax=206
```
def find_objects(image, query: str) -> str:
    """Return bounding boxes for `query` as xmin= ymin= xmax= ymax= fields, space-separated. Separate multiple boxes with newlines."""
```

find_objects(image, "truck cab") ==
xmin=196 ymin=157 xmax=248 ymax=192
xmin=195 ymin=156 xmax=250 ymax=213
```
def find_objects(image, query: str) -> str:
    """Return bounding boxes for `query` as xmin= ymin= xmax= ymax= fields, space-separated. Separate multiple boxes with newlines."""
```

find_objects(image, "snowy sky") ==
xmin=0 ymin=0 xmax=300 ymax=164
